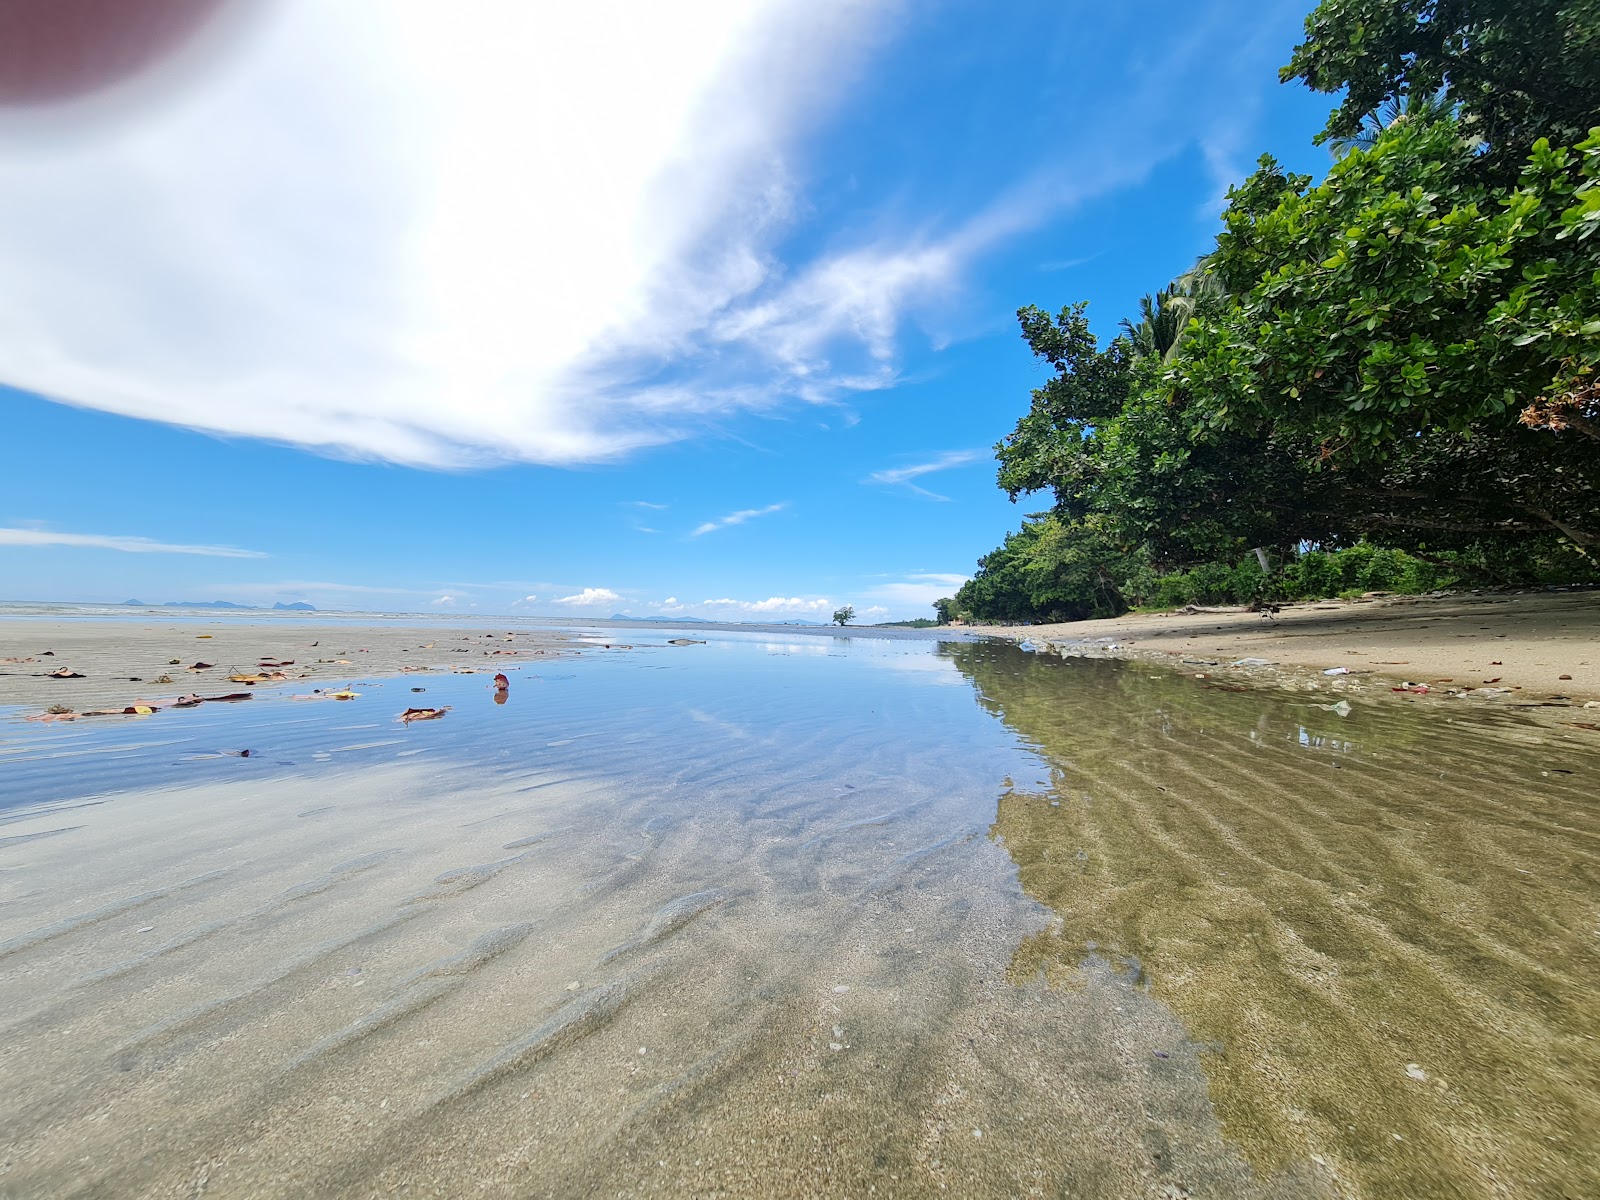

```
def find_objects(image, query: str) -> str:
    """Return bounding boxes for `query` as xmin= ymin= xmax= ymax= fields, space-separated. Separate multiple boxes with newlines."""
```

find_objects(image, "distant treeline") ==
xmin=940 ymin=0 xmax=1599 ymax=626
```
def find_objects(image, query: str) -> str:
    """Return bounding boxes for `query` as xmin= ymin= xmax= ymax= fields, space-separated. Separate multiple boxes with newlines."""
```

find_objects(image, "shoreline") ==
xmin=977 ymin=589 xmax=1600 ymax=706
xmin=0 ymin=619 xmax=581 ymax=714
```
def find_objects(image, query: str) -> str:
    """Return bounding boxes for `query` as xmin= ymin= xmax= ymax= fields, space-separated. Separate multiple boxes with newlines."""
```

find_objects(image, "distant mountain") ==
xmin=273 ymin=601 xmax=316 ymax=611
xmin=770 ymin=619 xmax=827 ymax=626
xmin=123 ymin=599 xmax=146 ymax=606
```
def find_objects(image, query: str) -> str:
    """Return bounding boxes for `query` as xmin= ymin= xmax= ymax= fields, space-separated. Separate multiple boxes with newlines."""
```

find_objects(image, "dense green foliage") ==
xmin=1283 ymin=0 xmax=1600 ymax=166
xmin=945 ymin=3 xmax=1598 ymax=626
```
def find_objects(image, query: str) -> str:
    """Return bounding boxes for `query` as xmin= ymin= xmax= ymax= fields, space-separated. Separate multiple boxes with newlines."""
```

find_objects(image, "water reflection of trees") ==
xmin=939 ymin=639 xmax=1600 ymax=1199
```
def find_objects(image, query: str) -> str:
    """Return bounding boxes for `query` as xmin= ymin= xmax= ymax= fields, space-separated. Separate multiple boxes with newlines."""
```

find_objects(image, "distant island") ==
xmin=122 ymin=600 xmax=317 ymax=611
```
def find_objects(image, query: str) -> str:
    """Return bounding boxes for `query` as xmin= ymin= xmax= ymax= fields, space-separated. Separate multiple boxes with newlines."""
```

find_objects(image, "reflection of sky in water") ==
xmin=0 ymin=632 xmax=1013 ymax=813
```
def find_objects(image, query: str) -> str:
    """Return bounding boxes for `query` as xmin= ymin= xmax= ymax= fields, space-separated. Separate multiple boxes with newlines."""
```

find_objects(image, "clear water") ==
xmin=1 ymin=631 xmax=1595 ymax=1198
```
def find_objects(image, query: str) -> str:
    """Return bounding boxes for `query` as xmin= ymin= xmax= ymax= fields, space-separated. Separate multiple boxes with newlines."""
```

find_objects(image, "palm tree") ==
xmin=1119 ymin=257 xmax=1226 ymax=364
xmin=1330 ymin=87 xmax=1455 ymax=157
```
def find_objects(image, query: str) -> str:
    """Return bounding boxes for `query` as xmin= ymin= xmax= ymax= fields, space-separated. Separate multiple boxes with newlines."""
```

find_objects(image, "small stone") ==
xmin=1405 ymin=1063 xmax=1427 ymax=1082
xmin=832 ymin=984 xmax=850 ymax=994
xmin=136 ymin=926 xmax=154 ymax=934
xmin=566 ymin=980 xmax=582 ymax=991
xmin=972 ymin=1128 xmax=982 ymax=1139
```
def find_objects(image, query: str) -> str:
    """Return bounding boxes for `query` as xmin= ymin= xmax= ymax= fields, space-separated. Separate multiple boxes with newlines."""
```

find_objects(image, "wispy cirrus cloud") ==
xmin=690 ymin=502 xmax=786 ymax=537
xmin=0 ymin=527 xmax=267 ymax=557
xmin=865 ymin=449 xmax=987 ymax=500
xmin=0 ymin=1 xmax=1309 ymax=469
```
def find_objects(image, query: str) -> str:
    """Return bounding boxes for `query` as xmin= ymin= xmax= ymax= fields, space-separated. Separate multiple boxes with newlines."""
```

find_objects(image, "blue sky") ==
xmin=0 ymin=0 xmax=1335 ymax=620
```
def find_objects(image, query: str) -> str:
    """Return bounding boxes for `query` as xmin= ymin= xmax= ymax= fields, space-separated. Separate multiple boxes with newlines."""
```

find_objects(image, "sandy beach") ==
xmin=981 ymin=589 xmax=1600 ymax=705
xmin=0 ymin=619 xmax=580 ymax=714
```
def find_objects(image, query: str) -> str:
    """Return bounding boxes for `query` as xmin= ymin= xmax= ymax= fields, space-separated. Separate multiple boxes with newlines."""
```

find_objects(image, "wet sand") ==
xmin=947 ymin=647 xmax=1600 ymax=1200
xmin=0 ymin=619 xmax=579 ymax=712
xmin=981 ymin=590 xmax=1600 ymax=703
xmin=2 ymin=634 xmax=1596 ymax=1196
xmin=0 ymin=653 xmax=1317 ymax=1200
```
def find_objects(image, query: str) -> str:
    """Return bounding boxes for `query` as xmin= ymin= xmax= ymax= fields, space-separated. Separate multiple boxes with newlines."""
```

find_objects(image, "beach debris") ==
xmin=227 ymin=671 xmax=288 ymax=685
xmin=168 ymin=658 xmax=181 ymax=664
xmin=200 ymin=692 xmax=253 ymax=703
xmin=411 ymin=687 xmax=426 ymax=693
xmin=42 ymin=667 xmax=85 ymax=678
xmin=400 ymin=706 xmax=449 ymax=723
xmin=1405 ymin=1063 xmax=1427 ymax=1082
xmin=1018 ymin=639 xmax=1044 ymax=653
xmin=1234 ymin=657 xmax=1272 ymax=667
xmin=46 ymin=704 xmax=72 ymax=715
xmin=196 ymin=635 xmax=212 ymax=639
xmin=493 ymin=672 xmax=510 ymax=692
xmin=325 ymin=689 xmax=361 ymax=700
xmin=259 ymin=659 xmax=294 ymax=667
xmin=1568 ymin=722 xmax=1600 ymax=732
xmin=1317 ymin=700 xmax=1353 ymax=717
xmin=666 ymin=638 xmax=706 ymax=646
xmin=1323 ymin=666 xmax=1350 ymax=675
xmin=187 ymin=661 xmax=214 ymax=670
xmin=1559 ymin=674 xmax=1573 ymax=680
xmin=1393 ymin=683 xmax=1430 ymax=694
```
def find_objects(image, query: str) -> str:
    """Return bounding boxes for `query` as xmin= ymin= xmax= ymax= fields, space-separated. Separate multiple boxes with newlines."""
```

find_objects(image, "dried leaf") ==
xmin=188 ymin=662 xmax=214 ymax=670
xmin=325 ymin=689 xmax=361 ymax=701
xmin=493 ymin=673 xmax=510 ymax=692
xmin=400 ymin=706 xmax=449 ymax=722
xmin=44 ymin=667 xmax=85 ymax=678
xmin=199 ymin=693 xmax=254 ymax=703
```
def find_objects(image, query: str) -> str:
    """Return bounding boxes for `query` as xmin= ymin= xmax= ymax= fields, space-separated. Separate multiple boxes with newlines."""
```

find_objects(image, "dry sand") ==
xmin=981 ymin=589 xmax=1600 ymax=704
xmin=0 ymin=619 xmax=578 ymax=713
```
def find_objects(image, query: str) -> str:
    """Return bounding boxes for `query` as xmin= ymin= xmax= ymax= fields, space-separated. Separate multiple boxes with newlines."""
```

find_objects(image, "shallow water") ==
xmin=0 ymin=633 xmax=1594 ymax=1198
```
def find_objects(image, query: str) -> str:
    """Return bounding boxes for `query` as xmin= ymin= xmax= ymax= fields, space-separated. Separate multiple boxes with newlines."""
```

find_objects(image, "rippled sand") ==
xmin=1 ymin=636 xmax=1593 ymax=1197
xmin=946 ymin=644 xmax=1600 ymax=1198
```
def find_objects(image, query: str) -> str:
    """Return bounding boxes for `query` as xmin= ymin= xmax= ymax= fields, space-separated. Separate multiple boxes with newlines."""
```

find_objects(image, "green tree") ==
xmin=932 ymin=597 xmax=957 ymax=624
xmin=832 ymin=606 xmax=855 ymax=626
xmin=1177 ymin=119 xmax=1600 ymax=548
xmin=1283 ymin=0 xmax=1600 ymax=166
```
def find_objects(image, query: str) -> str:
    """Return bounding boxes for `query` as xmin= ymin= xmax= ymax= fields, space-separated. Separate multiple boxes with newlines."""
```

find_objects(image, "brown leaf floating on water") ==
xmin=43 ymin=666 xmax=85 ymax=678
xmin=400 ymin=706 xmax=449 ymax=722
xmin=493 ymin=673 xmax=510 ymax=692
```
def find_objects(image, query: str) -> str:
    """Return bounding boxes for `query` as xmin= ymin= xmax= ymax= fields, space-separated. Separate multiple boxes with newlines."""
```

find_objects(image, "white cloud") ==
xmin=0 ymin=527 xmax=266 ymax=557
xmin=553 ymin=587 xmax=622 ymax=607
xmin=865 ymin=449 xmax=987 ymax=500
xmin=690 ymin=502 xmax=786 ymax=537
xmin=431 ymin=594 xmax=455 ymax=606
xmin=0 ymin=0 xmax=1306 ymax=468
xmin=0 ymin=0 xmax=895 ymax=467
xmin=863 ymin=605 xmax=889 ymax=617
xmin=630 ymin=501 xmax=669 ymax=510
